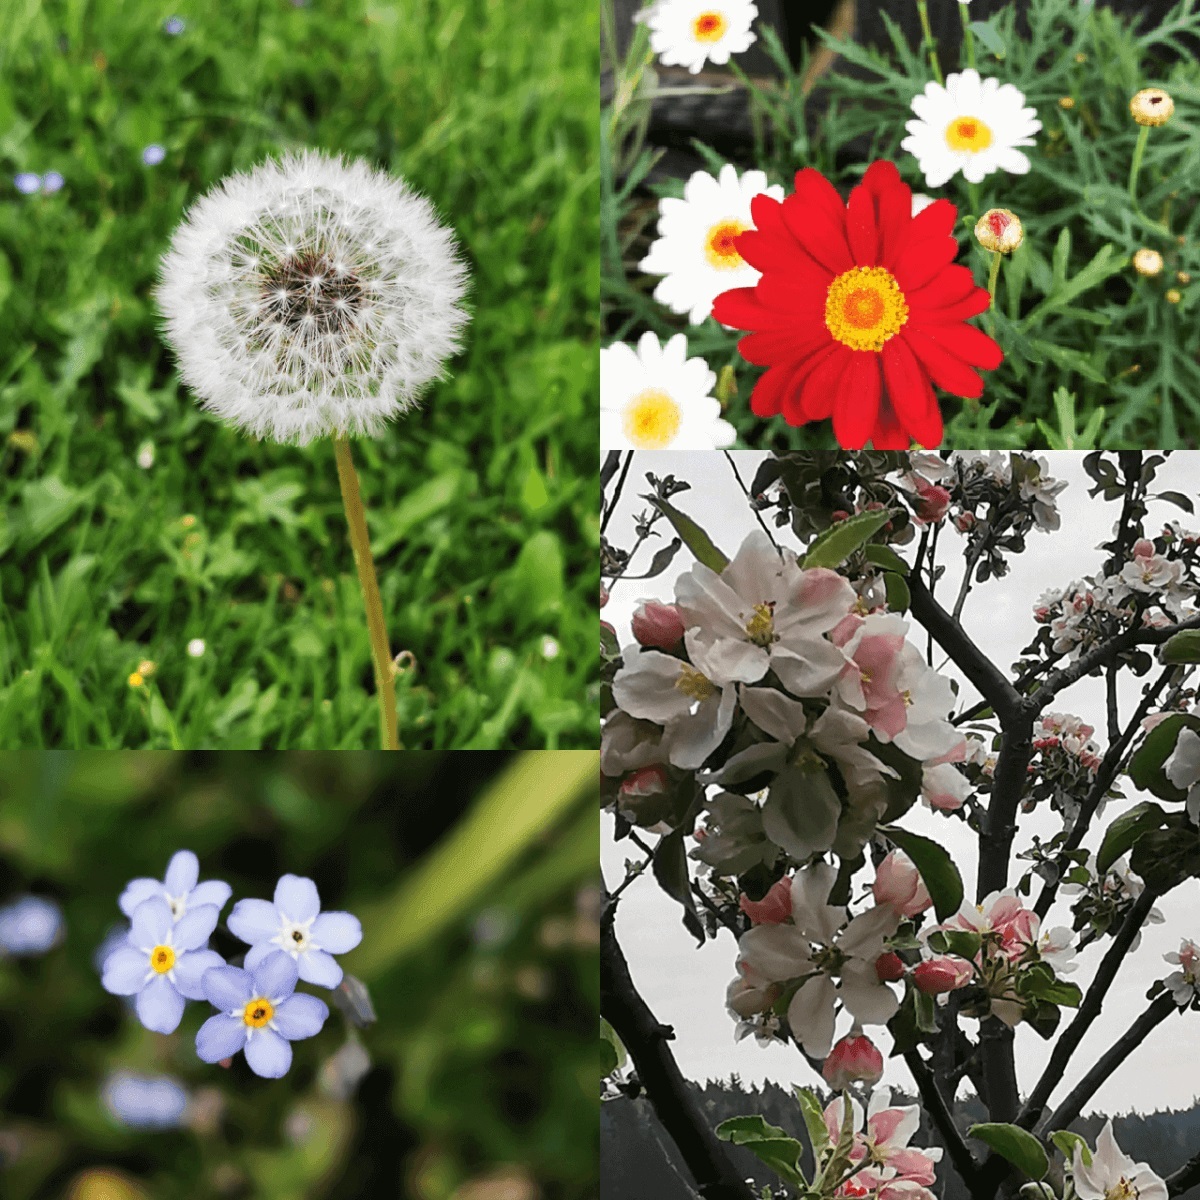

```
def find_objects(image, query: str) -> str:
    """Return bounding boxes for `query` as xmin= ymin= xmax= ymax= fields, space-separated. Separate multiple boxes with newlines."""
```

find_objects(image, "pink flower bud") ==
xmin=600 ymin=620 xmax=617 ymax=646
xmin=912 ymin=479 xmax=951 ymax=525
xmin=954 ymin=511 xmax=976 ymax=532
xmin=875 ymin=951 xmax=906 ymax=983
xmin=872 ymin=849 xmax=932 ymax=917
xmin=616 ymin=765 xmax=673 ymax=826
xmin=631 ymin=601 xmax=685 ymax=650
xmin=822 ymin=1030 xmax=884 ymax=1089
xmin=1133 ymin=538 xmax=1155 ymax=559
xmin=619 ymin=765 xmax=669 ymax=799
xmin=832 ymin=509 xmax=851 ymax=522
xmin=914 ymin=956 xmax=973 ymax=994
xmin=600 ymin=583 xmax=610 ymax=609
xmin=739 ymin=876 xmax=793 ymax=926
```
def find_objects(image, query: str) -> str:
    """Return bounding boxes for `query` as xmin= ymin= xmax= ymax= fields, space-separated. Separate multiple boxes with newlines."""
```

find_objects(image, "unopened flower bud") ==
xmin=954 ymin=511 xmax=976 ymax=532
xmin=822 ymin=1030 xmax=884 ymax=1088
xmin=1178 ymin=271 xmax=1192 ymax=284
xmin=1133 ymin=248 xmax=1164 ymax=277
xmin=914 ymin=956 xmax=973 ymax=995
xmin=875 ymin=951 xmax=906 ymax=983
xmin=631 ymin=601 xmax=686 ymax=650
xmin=617 ymin=765 xmax=673 ymax=826
xmin=600 ymin=583 xmax=610 ymax=609
xmin=873 ymin=849 xmax=932 ymax=917
xmin=1130 ymin=88 xmax=1174 ymax=126
xmin=975 ymin=208 xmax=1023 ymax=254
xmin=739 ymin=876 xmax=793 ymax=926
xmin=1167 ymin=288 xmax=1183 ymax=304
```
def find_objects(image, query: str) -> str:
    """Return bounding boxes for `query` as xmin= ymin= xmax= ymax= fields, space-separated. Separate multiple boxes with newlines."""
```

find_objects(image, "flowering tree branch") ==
xmin=903 ymin=1049 xmax=982 ymax=1189
xmin=1018 ymin=887 xmax=1161 ymax=1130
xmin=1042 ymin=992 xmax=1177 ymax=1135
xmin=600 ymin=888 xmax=757 ymax=1200
xmin=1166 ymin=1148 xmax=1200 ymax=1196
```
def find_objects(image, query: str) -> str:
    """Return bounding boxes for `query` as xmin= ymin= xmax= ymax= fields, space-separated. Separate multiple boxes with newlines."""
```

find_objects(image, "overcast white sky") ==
xmin=602 ymin=451 xmax=1200 ymax=1115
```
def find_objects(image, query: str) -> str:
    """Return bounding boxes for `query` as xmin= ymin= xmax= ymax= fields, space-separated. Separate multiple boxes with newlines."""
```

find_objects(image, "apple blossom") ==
xmin=872 ymin=850 xmax=932 ymax=917
xmin=1071 ymin=1120 xmax=1167 ymax=1200
xmin=913 ymin=956 xmax=973 ymax=995
xmin=1165 ymin=726 xmax=1200 ymax=823
xmin=875 ymin=952 xmax=906 ymax=983
xmin=631 ymin=600 xmax=686 ymax=649
xmin=822 ymin=1028 xmax=884 ymax=1088
xmin=739 ymin=876 xmax=793 ymax=925
xmin=1164 ymin=938 xmax=1200 ymax=1006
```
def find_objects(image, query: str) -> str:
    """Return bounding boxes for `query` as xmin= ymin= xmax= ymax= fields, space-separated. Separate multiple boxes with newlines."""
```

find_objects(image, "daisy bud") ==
xmin=1178 ymin=271 xmax=1192 ymax=284
xmin=739 ymin=877 xmax=793 ymax=926
xmin=1130 ymin=88 xmax=1174 ymax=126
xmin=631 ymin=601 xmax=686 ymax=650
xmin=873 ymin=849 xmax=933 ymax=917
xmin=1133 ymin=248 xmax=1164 ymax=277
xmin=975 ymin=208 xmax=1024 ymax=255
xmin=1167 ymin=288 xmax=1183 ymax=304
xmin=875 ymin=951 xmax=906 ymax=983
xmin=822 ymin=1030 xmax=884 ymax=1089
xmin=914 ymin=956 xmax=973 ymax=994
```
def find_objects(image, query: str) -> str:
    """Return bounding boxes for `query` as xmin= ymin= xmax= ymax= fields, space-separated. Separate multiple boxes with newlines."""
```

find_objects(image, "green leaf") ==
xmin=649 ymin=496 xmax=729 ymax=574
xmin=802 ymin=509 xmax=895 ymax=569
xmin=1157 ymin=491 xmax=1195 ymax=515
xmin=1128 ymin=713 xmax=1200 ymax=801
xmin=794 ymin=1087 xmax=831 ymax=1162
xmin=716 ymin=1116 xmax=807 ymax=1188
xmin=1096 ymin=800 xmax=1168 ymax=873
xmin=601 ymin=1018 xmax=627 ymax=1073
xmin=600 ymin=1036 xmax=619 ymax=1076
xmin=1163 ymin=630 xmax=1200 ymax=664
xmin=968 ymin=18 xmax=1005 ymax=57
xmin=884 ymin=572 xmax=911 ymax=614
xmin=969 ymin=1123 xmax=1049 ymax=1180
xmin=863 ymin=543 xmax=909 ymax=574
xmin=928 ymin=929 xmax=982 ymax=960
xmin=879 ymin=825 xmax=964 ymax=920
xmin=1050 ymin=1131 xmax=1091 ymax=1167
xmin=1023 ymin=244 xmax=1127 ymax=327
xmin=653 ymin=820 xmax=706 ymax=946
xmin=816 ymin=1090 xmax=858 ymax=1191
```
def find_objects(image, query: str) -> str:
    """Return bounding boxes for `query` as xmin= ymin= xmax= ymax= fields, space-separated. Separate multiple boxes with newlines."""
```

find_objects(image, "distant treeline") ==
xmin=601 ymin=1077 xmax=1200 ymax=1200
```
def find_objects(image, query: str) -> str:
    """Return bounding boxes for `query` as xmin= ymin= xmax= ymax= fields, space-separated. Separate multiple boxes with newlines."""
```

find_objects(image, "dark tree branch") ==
xmin=1041 ymin=992 xmax=1177 ymax=1135
xmin=904 ymin=1049 xmax=982 ymax=1191
xmin=1167 ymin=1148 xmax=1200 ymax=1196
xmin=907 ymin=574 xmax=1024 ymax=724
xmin=1018 ymin=887 xmax=1161 ymax=1129
xmin=1033 ymin=665 xmax=1177 ymax=921
xmin=1106 ymin=665 xmax=1121 ymax=744
xmin=601 ymin=888 xmax=757 ymax=1200
xmin=602 ymin=451 xmax=633 ymax=534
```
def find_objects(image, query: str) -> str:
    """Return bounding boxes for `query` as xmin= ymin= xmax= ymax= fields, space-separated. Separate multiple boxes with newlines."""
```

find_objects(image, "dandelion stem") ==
xmin=959 ymin=3 xmax=976 ymax=69
xmin=915 ymin=0 xmax=943 ymax=85
xmin=333 ymin=436 xmax=400 ymax=751
xmin=1128 ymin=123 xmax=1150 ymax=210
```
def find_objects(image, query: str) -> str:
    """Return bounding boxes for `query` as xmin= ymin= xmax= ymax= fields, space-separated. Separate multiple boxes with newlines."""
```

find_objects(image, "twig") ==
xmin=725 ymin=450 xmax=781 ymax=552
xmin=602 ymin=450 xmax=634 ymax=534
xmin=1167 ymin=1148 xmax=1200 ymax=1196
xmin=904 ymin=1049 xmax=982 ymax=1191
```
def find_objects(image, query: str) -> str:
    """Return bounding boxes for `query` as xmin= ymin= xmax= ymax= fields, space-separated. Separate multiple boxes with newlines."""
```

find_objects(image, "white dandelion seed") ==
xmin=155 ymin=150 xmax=470 ymax=446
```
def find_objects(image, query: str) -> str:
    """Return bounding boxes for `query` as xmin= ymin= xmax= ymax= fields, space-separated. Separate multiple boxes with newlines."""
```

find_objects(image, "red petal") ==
xmin=908 ymin=264 xmax=981 ymax=313
xmin=832 ymin=352 xmax=881 ymax=449
xmin=712 ymin=287 xmax=789 ymax=332
xmin=797 ymin=344 xmax=852 ymax=422
xmin=870 ymin=398 xmax=912 ymax=449
xmin=738 ymin=326 xmax=831 ymax=367
xmin=792 ymin=166 xmax=846 ymax=224
xmin=783 ymin=176 xmax=853 ymax=276
xmin=881 ymin=336 xmax=941 ymax=446
xmin=914 ymin=320 xmax=1003 ymax=371
xmin=902 ymin=328 xmax=986 ymax=399
xmin=749 ymin=361 xmax=798 ymax=417
xmin=892 ymin=236 xmax=960 ymax=293
xmin=780 ymin=346 xmax=840 ymax=424
xmin=862 ymin=161 xmax=911 ymax=266
xmin=735 ymin=228 xmax=829 ymax=283
xmin=921 ymin=291 xmax=990 ymax=322
xmin=908 ymin=198 xmax=957 ymax=242
xmin=846 ymin=182 xmax=879 ymax=266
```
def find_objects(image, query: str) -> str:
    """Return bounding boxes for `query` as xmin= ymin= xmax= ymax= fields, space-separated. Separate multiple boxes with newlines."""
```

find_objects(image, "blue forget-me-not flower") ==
xmin=0 ymin=896 xmax=63 ymax=956
xmin=102 ymin=1071 xmax=189 ymax=1129
xmin=228 ymin=874 xmax=361 ymax=988
xmin=119 ymin=849 xmax=232 ymax=923
xmin=196 ymin=950 xmax=328 ymax=1078
xmin=102 ymin=898 xmax=225 ymax=1034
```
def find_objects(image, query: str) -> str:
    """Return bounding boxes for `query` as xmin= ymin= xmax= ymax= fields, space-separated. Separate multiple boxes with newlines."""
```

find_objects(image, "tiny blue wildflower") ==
xmin=0 ymin=896 xmax=62 ymax=956
xmin=40 ymin=171 xmax=64 ymax=194
xmin=142 ymin=144 xmax=166 ymax=167
xmin=196 ymin=950 xmax=328 ymax=1078
xmin=163 ymin=15 xmax=186 ymax=34
xmin=102 ymin=1072 xmax=188 ymax=1129
xmin=119 ymin=849 xmax=231 ymax=922
xmin=102 ymin=897 xmax=224 ymax=1034
xmin=13 ymin=173 xmax=41 ymax=195
xmin=228 ymin=874 xmax=362 ymax=989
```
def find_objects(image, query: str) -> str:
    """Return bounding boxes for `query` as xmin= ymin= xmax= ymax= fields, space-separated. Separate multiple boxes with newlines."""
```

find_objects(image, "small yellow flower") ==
xmin=180 ymin=514 xmax=197 ymax=529
xmin=1167 ymin=288 xmax=1183 ymax=304
xmin=1178 ymin=271 xmax=1192 ymax=284
xmin=975 ymin=208 xmax=1024 ymax=254
xmin=128 ymin=672 xmax=145 ymax=689
xmin=7 ymin=430 xmax=38 ymax=454
xmin=1130 ymin=88 xmax=1174 ymax=126
xmin=1059 ymin=97 xmax=1075 ymax=110
xmin=1074 ymin=52 xmax=1087 ymax=63
xmin=137 ymin=660 xmax=157 ymax=678
xmin=1133 ymin=248 xmax=1164 ymax=277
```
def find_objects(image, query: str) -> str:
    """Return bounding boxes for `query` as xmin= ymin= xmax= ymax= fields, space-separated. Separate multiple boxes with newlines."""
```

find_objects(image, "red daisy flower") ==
xmin=711 ymin=160 xmax=1003 ymax=449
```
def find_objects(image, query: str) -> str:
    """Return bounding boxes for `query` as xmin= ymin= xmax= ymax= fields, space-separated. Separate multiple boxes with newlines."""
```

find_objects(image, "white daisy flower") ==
xmin=601 ymin=332 xmax=735 ymax=450
xmin=901 ymin=68 xmax=1042 ymax=188
xmin=911 ymin=193 xmax=936 ymax=216
xmin=156 ymin=150 xmax=470 ymax=445
xmin=644 ymin=0 xmax=758 ymax=75
xmin=639 ymin=163 xmax=783 ymax=325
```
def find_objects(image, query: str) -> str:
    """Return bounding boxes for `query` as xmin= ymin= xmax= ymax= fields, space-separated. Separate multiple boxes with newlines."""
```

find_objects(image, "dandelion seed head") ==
xmin=186 ymin=638 xmax=206 ymax=658
xmin=156 ymin=151 xmax=470 ymax=444
xmin=136 ymin=441 xmax=156 ymax=468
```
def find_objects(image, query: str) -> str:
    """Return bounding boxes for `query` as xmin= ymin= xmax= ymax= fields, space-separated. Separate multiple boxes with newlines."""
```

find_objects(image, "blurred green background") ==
xmin=0 ymin=750 xmax=600 ymax=1199
xmin=0 ymin=0 xmax=599 ymax=748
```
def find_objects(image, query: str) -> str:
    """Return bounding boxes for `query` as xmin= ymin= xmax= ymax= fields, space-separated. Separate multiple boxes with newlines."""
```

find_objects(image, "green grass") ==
xmin=0 ymin=0 xmax=599 ymax=748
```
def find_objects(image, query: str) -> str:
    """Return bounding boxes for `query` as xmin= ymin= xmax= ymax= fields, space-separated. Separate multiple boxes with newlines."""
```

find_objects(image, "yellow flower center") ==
xmin=623 ymin=389 xmax=682 ymax=449
xmin=824 ymin=267 xmax=909 ymax=352
xmin=944 ymin=115 xmax=993 ymax=151
xmin=704 ymin=220 xmax=747 ymax=269
xmin=744 ymin=602 xmax=776 ymax=647
xmin=150 ymin=945 xmax=175 ymax=974
xmin=1105 ymin=1180 xmax=1137 ymax=1200
xmin=675 ymin=663 xmax=717 ymax=702
xmin=242 ymin=997 xmax=274 ymax=1028
xmin=902 ymin=689 xmax=914 ymax=707
xmin=692 ymin=10 xmax=727 ymax=42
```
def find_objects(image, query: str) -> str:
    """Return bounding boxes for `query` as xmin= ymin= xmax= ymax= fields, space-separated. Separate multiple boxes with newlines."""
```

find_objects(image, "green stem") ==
xmin=333 ymin=436 xmax=400 ymax=751
xmin=959 ymin=2 xmax=976 ymax=68
xmin=987 ymin=250 xmax=1002 ymax=335
xmin=1128 ymin=123 xmax=1150 ymax=210
xmin=967 ymin=182 xmax=983 ymax=222
xmin=916 ymin=0 xmax=944 ymax=84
